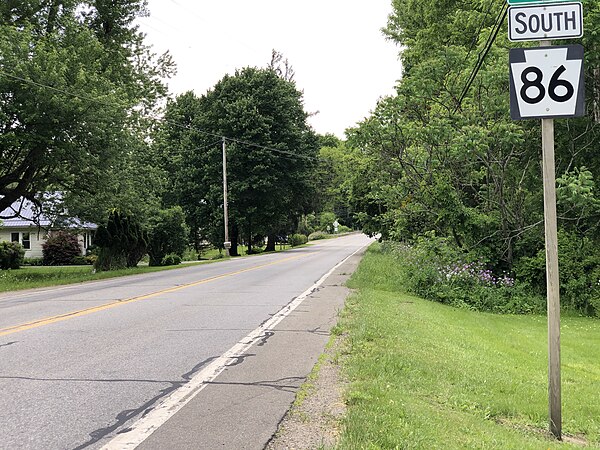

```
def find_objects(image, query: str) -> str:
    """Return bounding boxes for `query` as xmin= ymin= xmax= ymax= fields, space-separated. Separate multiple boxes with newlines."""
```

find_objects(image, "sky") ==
xmin=136 ymin=1 xmax=403 ymax=138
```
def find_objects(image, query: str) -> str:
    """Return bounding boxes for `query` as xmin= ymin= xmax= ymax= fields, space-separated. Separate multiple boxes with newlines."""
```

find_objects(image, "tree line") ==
xmin=9 ymin=0 xmax=600 ymax=315
xmin=0 ymin=1 xmax=351 ymax=268
xmin=337 ymin=0 xmax=600 ymax=315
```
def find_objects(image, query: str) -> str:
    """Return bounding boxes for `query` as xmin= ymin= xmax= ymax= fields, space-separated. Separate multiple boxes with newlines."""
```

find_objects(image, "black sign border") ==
xmin=509 ymin=44 xmax=585 ymax=120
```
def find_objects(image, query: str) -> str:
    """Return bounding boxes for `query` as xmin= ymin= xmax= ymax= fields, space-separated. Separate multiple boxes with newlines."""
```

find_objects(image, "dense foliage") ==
xmin=0 ymin=241 xmax=25 ymax=269
xmin=42 ymin=231 xmax=82 ymax=265
xmin=94 ymin=210 xmax=148 ymax=270
xmin=338 ymin=0 xmax=600 ymax=315
xmin=147 ymin=207 xmax=189 ymax=266
xmin=0 ymin=0 xmax=173 ymax=215
xmin=381 ymin=237 xmax=545 ymax=315
xmin=154 ymin=68 xmax=319 ymax=255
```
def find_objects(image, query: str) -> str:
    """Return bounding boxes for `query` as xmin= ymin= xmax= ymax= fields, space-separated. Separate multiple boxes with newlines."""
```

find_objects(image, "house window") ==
xmin=9 ymin=232 xmax=30 ymax=249
xmin=22 ymin=232 xmax=31 ymax=250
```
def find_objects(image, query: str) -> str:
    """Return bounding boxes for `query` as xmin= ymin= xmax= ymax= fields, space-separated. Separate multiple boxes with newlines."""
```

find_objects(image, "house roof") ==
xmin=0 ymin=196 xmax=97 ymax=230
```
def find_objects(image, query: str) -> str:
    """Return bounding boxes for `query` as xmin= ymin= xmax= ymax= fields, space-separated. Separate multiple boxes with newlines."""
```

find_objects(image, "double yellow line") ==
xmin=0 ymin=252 xmax=314 ymax=337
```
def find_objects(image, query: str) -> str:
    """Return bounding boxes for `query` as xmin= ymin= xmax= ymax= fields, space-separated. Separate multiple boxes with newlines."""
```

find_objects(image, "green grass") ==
xmin=336 ymin=243 xmax=600 ymax=449
xmin=0 ymin=243 xmax=296 ymax=293
xmin=199 ymin=243 xmax=292 ymax=260
xmin=0 ymin=262 xmax=211 ymax=292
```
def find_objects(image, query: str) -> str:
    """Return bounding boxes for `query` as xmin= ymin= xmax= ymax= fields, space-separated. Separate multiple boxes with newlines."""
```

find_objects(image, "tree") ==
xmin=343 ymin=0 xmax=600 ymax=314
xmin=0 ymin=1 xmax=174 ymax=215
xmin=268 ymin=49 xmax=295 ymax=82
xmin=155 ymin=67 xmax=318 ymax=255
xmin=94 ymin=210 xmax=148 ymax=270
xmin=147 ymin=207 xmax=189 ymax=266
xmin=312 ymin=138 xmax=363 ymax=229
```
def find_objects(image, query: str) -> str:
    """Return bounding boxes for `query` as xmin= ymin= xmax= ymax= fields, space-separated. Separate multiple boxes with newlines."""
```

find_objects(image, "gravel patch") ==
xmin=266 ymin=333 xmax=347 ymax=450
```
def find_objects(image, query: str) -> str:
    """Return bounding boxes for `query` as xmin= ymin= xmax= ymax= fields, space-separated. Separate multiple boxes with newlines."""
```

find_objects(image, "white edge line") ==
xmin=100 ymin=243 xmax=368 ymax=450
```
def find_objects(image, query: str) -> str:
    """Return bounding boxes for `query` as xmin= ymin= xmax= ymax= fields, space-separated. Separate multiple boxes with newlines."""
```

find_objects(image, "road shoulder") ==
xmin=135 ymin=248 xmax=365 ymax=450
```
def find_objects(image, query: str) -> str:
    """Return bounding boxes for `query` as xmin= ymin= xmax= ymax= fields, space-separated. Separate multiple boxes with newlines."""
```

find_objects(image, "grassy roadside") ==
xmin=335 ymin=243 xmax=600 ymax=449
xmin=0 ymin=262 xmax=210 ymax=292
xmin=0 ymin=244 xmax=294 ymax=293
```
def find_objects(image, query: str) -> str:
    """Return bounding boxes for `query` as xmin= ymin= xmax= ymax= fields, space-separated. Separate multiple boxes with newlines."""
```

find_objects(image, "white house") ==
xmin=0 ymin=197 xmax=97 ymax=259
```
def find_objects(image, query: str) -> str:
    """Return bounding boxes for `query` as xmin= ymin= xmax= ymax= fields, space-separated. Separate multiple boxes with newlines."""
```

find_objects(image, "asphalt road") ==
xmin=0 ymin=234 xmax=372 ymax=450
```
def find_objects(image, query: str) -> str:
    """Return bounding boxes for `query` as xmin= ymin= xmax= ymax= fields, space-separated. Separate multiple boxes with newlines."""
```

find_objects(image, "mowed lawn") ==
xmin=0 ymin=263 xmax=206 ymax=292
xmin=0 ymin=244 xmax=294 ymax=293
xmin=336 ymin=245 xmax=600 ymax=449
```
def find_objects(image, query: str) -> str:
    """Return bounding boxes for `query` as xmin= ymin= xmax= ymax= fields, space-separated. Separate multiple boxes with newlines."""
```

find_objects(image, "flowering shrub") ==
xmin=441 ymin=261 xmax=515 ymax=288
xmin=381 ymin=236 xmax=543 ymax=314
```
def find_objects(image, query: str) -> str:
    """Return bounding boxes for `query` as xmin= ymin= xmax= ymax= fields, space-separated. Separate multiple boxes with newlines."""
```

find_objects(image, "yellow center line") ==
xmin=0 ymin=252 xmax=316 ymax=337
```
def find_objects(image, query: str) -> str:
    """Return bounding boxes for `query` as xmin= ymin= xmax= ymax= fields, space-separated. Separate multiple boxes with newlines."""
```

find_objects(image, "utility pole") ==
xmin=222 ymin=137 xmax=231 ymax=256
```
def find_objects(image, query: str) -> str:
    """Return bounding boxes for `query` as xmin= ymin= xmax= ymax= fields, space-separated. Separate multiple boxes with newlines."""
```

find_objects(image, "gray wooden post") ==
xmin=540 ymin=40 xmax=561 ymax=441
xmin=222 ymin=137 xmax=231 ymax=256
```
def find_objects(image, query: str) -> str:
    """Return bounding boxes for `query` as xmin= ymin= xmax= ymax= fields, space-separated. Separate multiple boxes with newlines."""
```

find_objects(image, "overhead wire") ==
xmin=454 ymin=2 xmax=508 ymax=112
xmin=450 ymin=0 xmax=500 ymax=88
xmin=0 ymin=68 xmax=319 ymax=162
xmin=0 ymin=69 xmax=124 ymax=109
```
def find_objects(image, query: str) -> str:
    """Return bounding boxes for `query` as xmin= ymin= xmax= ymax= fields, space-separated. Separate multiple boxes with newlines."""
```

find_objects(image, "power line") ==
xmin=450 ymin=0 xmax=500 ymax=88
xmin=454 ymin=3 xmax=508 ymax=112
xmin=0 ymin=68 xmax=319 ymax=162
xmin=160 ymin=119 xmax=318 ymax=162
xmin=0 ymin=70 xmax=125 ymax=109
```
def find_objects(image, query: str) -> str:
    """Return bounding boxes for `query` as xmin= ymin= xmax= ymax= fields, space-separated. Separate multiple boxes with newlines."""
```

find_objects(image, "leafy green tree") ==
xmin=147 ymin=207 xmax=189 ymax=266
xmin=155 ymin=68 xmax=318 ymax=255
xmin=343 ymin=0 xmax=600 ymax=313
xmin=0 ymin=0 xmax=173 ymax=215
xmin=94 ymin=210 xmax=148 ymax=270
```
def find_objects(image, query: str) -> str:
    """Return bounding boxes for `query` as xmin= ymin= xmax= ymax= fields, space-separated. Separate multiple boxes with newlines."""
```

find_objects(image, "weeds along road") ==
xmin=0 ymin=233 xmax=372 ymax=450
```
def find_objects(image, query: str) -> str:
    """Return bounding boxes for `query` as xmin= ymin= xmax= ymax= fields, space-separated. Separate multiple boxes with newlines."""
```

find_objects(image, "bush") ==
xmin=71 ymin=255 xmax=89 ymax=265
xmin=94 ymin=210 xmax=148 ymax=271
xmin=23 ymin=257 xmax=44 ymax=266
xmin=0 ymin=241 xmax=25 ymax=269
xmin=147 ymin=207 xmax=189 ymax=267
xmin=515 ymin=230 xmax=600 ymax=316
xmin=42 ymin=231 xmax=81 ymax=265
xmin=182 ymin=247 xmax=199 ymax=261
xmin=290 ymin=234 xmax=308 ymax=247
xmin=308 ymin=231 xmax=328 ymax=241
xmin=161 ymin=253 xmax=182 ymax=266
xmin=381 ymin=235 xmax=544 ymax=315
xmin=338 ymin=225 xmax=352 ymax=233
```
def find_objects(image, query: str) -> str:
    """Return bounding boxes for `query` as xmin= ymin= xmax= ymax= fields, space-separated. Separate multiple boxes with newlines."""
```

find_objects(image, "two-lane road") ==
xmin=0 ymin=233 xmax=371 ymax=449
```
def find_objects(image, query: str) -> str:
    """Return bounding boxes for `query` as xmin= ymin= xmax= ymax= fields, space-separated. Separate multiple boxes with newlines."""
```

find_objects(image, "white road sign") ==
xmin=509 ymin=3 xmax=583 ymax=41
xmin=509 ymin=45 xmax=585 ymax=120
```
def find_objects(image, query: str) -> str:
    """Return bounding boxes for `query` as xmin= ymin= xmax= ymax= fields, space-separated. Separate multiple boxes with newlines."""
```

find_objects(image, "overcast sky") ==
xmin=136 ymin=1 xmax=403 ymax=138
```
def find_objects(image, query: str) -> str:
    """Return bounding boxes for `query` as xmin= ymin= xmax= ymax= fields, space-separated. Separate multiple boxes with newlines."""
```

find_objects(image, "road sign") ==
xmin=509 ymin=3 xmax=583 ymax=41
xmin=509 ymin=45 xmax=585 ymax=120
